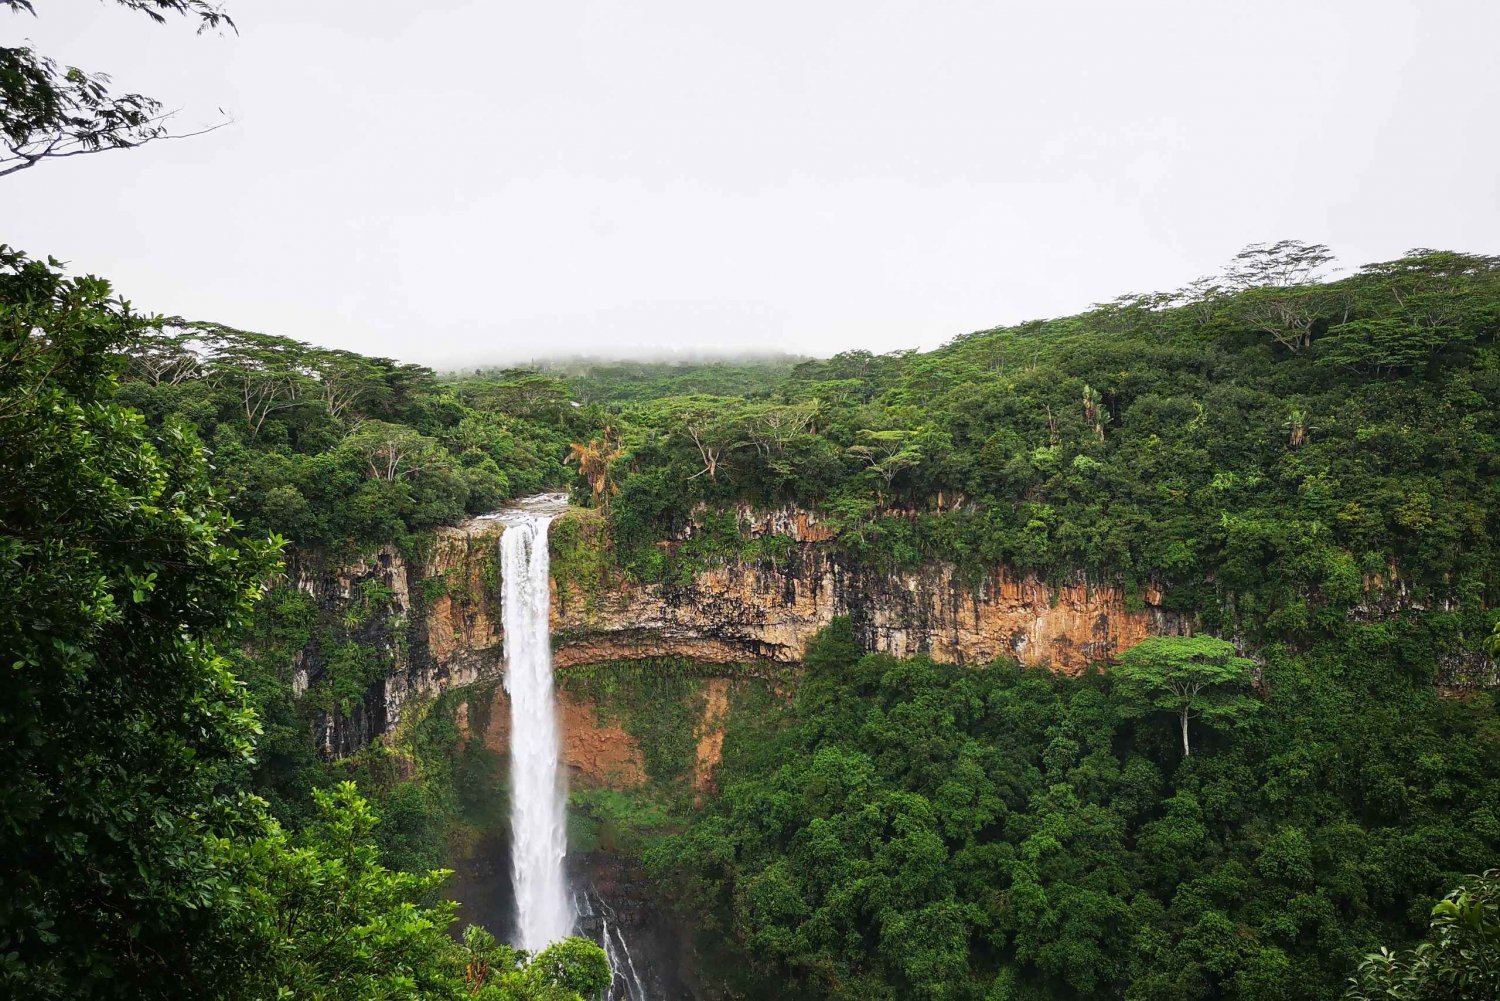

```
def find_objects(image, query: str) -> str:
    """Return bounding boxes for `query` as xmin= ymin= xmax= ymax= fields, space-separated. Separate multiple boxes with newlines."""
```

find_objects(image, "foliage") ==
xmin=109 ymin=319 xmax=591 ymax=549
xmin=0 ymin=246 xmax=273 ymax=998
xmin=218 ymin=782 xmax=608 ymax=1001
xmin=583 ymin=245 xmax=1497 ymax=660
xmin=566 ymin=425 xmax=624 ymax=510
xmin=1114 ymin=636 xmax=1259 ymax=756
xmin=548 ymin=508 xmax=614 ymax=615
xmin=560 ymin=659 xmax=707 ymax=791
xmin=1346 ymin=869 xmax=1500 ymax=1001
xmin=0 ymin=0 xmax=232 ymax=178
xmin=650 ymin=622 xmax=1500 ymax=1001
xmin=0 ymin=248 xmax=609 ymax=999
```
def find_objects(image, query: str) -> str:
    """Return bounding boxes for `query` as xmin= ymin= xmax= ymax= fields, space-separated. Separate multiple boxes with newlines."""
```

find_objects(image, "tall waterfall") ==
xmin=499 ymin=496 xmax=572 ymax=953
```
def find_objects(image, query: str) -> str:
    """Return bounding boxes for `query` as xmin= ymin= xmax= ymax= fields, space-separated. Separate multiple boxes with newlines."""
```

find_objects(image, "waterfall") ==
xmin=579 ymin=886 xmax=651 ymax=1001
xmin=499 ymin=496 xmax=572 ymax=953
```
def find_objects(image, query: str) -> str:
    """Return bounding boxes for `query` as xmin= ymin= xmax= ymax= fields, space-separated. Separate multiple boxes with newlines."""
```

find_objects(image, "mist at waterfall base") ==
xmin=444 ymin=494 xmax=689 ymax=1000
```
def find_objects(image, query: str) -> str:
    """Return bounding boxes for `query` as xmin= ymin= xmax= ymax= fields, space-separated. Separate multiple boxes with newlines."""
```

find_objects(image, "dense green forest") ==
xmin=7 ymin=233 xmax=1500 ymax=999
xmin=6 ymin=2 xmax=1497 ymax=999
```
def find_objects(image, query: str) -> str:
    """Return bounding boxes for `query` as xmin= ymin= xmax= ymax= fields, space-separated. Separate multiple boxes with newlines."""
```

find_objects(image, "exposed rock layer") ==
xmin=289 ymin=507 xmax=1190 ymax=756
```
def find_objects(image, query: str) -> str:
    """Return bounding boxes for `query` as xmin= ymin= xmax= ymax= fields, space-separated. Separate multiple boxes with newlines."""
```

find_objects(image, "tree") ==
xmin=1082 ymin=383 xmax=1106 ymax=441
xmin=1346 ymin=869 xmax=1499 ymax=1001
xmin=1 ymin=0 xmax=232 ymax=178
xmin=639 ymin=395 xmax=750 ymax=481
xmin=121 ymin=324 xmax=202 ymax=386
xmin=1114 ymin=636 xmax=1257 ymax=756
xmin=196 ymin=324 xmax=313 ymax=438
xmin=310 ymin=348 xmax=388 ymax=423
xmin=848 ymin=428 xmax=923 ymax=493
xmin=0 ymin=246 xmax=276 ymax=998
xmin=1222 ymin=240 xmax=1346 ymax=353
xmin=1320 ymin=250 xmax=1500 ymax=376
xmin=1225 ymin=239 xmax=1336 ymax=289
xmin=567 ymin=425 xmax=624 ymax=510
xmin=218 ymin=782 xmax=613 ymax=1001
xmin=339 ymin=419 xmax=449 ymax=482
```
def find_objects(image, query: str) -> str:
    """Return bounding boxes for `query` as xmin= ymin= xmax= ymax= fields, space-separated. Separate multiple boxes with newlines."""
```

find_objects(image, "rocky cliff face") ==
xmin=288 ymin=504 xmax=1191 ymax=759
xmin=285 ymin=518 xmax=507 ymax=756
xmin=550 ymin=506 xmax=1187 ymax=674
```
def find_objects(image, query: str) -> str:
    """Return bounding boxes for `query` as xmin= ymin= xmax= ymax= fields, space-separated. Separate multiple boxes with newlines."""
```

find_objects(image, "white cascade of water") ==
xmin=499 ymin=503 xmax=572 ymax=953
xmin=613 ymin=921 xmax=650 ymax=1001
xmin=593 ymin=890 xmax=650 ymax=1001
xmin=600 ymin=914 xmax=625 ymax=1001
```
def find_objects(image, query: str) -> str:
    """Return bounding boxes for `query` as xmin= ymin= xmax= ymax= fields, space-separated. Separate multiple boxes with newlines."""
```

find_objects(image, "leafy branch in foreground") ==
xmin=1346 ymin=869 xmax=1500 ymax=1001
xmin=0 ymin=0 xmax=233 ymax=178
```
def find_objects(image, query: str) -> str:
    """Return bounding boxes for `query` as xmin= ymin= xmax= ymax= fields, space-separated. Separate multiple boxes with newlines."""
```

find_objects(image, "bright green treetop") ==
xmin=1114 ymin=635 xmax=1258 ymax=756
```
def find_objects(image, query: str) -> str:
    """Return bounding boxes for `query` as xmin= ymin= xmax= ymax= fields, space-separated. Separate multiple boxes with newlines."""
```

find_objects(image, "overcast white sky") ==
xmin=4 ymin=1 xmax=1498 ymax=367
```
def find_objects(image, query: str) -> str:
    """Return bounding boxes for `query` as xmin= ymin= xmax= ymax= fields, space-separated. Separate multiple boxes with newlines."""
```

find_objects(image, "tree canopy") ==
xmin=0 ymin=247 xmax=608 ymax=999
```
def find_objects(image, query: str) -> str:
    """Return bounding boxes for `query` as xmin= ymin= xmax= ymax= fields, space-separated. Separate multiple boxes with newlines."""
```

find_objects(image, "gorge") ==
xmin=7 ymin=3 xmax=1499 ymax=994
xmin=9 ymin=241 xmax=1499 ymax=1001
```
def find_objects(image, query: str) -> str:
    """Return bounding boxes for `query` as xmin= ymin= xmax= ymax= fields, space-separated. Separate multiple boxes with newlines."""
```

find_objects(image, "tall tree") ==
xmin=1114 ymin=636 xmax=1258 ymax=756
xmin=198 ymin=324 xmax=312 ymax=438
xmin=1223 ymin=240 xmax=1347 ymax=353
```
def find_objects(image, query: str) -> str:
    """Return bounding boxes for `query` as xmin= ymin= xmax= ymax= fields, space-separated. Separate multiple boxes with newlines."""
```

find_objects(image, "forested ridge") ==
xmin=6 ymin=232 xmax=1499 ymax=998
xmin=5 ymin=2 xmax=1497 ymax=999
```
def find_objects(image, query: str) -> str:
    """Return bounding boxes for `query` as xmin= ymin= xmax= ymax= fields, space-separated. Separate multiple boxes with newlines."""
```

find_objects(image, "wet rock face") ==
xmin=476 ymin=683 xmax=649 ymax=789
xmin=552 ymin=546 xmax=1185 ymax=674
xmin=286 ymin=520 xmax=507 ymax=757
xmin=296 ymin=507 xmax=1187 ymax=757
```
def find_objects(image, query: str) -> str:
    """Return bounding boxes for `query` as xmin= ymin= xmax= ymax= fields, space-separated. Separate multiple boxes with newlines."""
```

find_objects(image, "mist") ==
xmin=4 ymin=0 xmax=1498 ymax=366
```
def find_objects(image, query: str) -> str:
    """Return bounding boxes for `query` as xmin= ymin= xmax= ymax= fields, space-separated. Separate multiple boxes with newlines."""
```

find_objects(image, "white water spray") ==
xmin=586 ymin=887 xmax=650 ymax=1001
xmin=499 ymin=496 xmax=572 ymax=953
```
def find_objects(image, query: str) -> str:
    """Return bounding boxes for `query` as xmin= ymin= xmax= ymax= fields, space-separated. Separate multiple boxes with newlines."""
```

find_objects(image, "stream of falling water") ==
xmin=576 ymin=888 xmax=651 ymax=1001
xmin=499 ymin=496 xmax=572 ymax=953
xmin=498 ymin=494 xmax=654 ymax=997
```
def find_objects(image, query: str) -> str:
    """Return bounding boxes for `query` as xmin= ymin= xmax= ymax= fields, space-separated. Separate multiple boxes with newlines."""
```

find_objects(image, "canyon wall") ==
xmin=548 ymin=507 xmax=1187 ymax=673
xmin=284 ymin=518 xmax=507 ymax=755
xmin=285 ymin=505 xmax=1188 ymax=758
xmin=458 ymin=678 xmax=734 ymax=794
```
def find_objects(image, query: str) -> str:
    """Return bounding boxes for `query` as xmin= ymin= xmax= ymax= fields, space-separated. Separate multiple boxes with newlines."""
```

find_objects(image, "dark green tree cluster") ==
xmin=650 ymin=621 xmax=1500 ymax=1001
xmin=115 ymin=322 xmax=586 ymax=548
xmin=587 ymin=244 xmax=1497 ymax=665
xmin=0 ymin=247 xmax=607 ymax=999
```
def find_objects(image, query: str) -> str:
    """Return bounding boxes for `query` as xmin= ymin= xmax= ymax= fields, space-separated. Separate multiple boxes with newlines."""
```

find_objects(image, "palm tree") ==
xmin=566 ymin=426 xmax=624 ymax=511
xmin=1082 ymin=384 xmax=1105 ymax=441
xmin=1282 ymin=407 xmax=1313 ymax=448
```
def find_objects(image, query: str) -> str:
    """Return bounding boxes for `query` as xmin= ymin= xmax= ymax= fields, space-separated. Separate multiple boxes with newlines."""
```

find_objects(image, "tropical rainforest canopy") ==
xmin=2 ymin=9 xmax=1498 ymax=997
xmin=4 ymin=231 xmax=1497 ymax=1000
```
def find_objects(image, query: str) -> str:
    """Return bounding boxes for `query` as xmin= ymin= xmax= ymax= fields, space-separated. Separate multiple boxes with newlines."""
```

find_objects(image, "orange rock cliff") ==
xmin=282 ymin=505 xmax=1189 ymax=766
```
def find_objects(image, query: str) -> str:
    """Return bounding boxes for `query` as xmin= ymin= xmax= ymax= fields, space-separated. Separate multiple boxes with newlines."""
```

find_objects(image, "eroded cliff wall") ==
xmin=549 ymin=508 xmax=1186 ymax=673
xmin=285 ymin=518 xmax=508 ymax=755
xmin=286 ymin=504 xmax=1192 ymax=758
